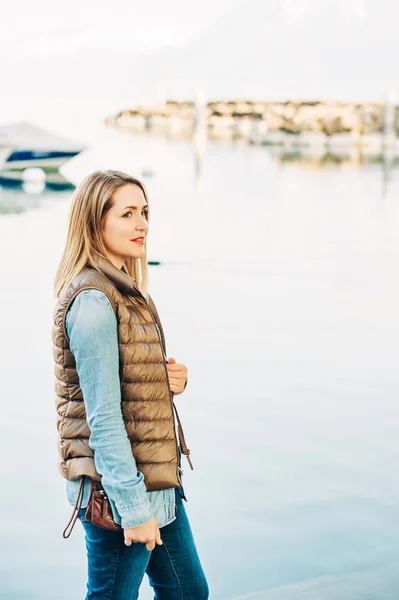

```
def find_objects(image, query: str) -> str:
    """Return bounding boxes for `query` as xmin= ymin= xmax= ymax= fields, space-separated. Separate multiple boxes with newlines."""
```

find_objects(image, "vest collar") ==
xmin=91 ymin=253 xmax=142 ymax=297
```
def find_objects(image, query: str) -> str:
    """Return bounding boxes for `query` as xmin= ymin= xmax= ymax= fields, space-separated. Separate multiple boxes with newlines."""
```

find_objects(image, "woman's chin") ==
xmin=126 ymin=249 xmax=145 ymax=260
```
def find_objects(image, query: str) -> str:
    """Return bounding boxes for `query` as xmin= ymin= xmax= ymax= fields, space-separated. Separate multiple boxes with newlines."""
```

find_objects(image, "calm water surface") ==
xmin=1 ymin=129 xmax=399 ymax=599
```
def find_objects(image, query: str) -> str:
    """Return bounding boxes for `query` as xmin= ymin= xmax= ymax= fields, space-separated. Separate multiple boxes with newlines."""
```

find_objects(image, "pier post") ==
xmin=381 ymin=91 xmax=397 ymax=196
xmin=193 ymin=90 xmax=208 ymax=179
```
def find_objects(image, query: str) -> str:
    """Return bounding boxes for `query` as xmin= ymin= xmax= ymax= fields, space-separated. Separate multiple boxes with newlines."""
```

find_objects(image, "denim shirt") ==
xmin=65 ymin=288 xmax=185 ymax=529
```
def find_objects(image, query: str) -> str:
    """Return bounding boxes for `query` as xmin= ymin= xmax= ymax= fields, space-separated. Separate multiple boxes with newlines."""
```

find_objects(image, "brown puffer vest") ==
xmin=52 ymin=254 xmax=193 ymax=491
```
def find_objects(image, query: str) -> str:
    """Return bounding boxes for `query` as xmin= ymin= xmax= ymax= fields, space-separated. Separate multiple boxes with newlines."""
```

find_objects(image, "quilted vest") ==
xmin=52 ymin=254 xmax=192 ymax=492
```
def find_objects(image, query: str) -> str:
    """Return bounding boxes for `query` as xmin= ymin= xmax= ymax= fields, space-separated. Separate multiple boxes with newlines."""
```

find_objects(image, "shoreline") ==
xmin=105 ymin=98 xmax=399 ymax=156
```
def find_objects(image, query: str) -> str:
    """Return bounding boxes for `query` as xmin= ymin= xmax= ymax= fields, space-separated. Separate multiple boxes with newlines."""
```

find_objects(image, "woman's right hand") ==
xmin=123 ymin=517 xmax=163 ymax=551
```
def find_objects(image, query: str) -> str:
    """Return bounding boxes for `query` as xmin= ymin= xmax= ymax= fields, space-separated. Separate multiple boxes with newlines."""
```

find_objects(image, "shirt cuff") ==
xmin=119 ymin=496 xmax=154 ymax=529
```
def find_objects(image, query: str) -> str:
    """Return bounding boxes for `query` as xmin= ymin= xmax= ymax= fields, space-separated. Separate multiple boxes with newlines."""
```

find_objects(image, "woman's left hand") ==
xmin=166 ymin=357 xmax=187 ymax=395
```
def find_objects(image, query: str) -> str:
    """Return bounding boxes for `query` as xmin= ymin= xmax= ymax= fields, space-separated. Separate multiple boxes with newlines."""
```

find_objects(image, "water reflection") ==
xmin=0 ymin=183 xmax=72 ymax=215
xmin=271 ymin=150 xmax=383 ymax=167
xmin=1 ymin=132 xmax=399 ymax=599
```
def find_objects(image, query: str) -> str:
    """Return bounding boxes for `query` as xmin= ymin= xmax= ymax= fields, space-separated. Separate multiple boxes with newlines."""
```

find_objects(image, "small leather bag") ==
xmin=85 ymin=478 xmax=122 ymax=532
xmin=62 ymin=399 xmax=192 ymax=538
xmin=62 ymin=476 xmax=122 ymax=538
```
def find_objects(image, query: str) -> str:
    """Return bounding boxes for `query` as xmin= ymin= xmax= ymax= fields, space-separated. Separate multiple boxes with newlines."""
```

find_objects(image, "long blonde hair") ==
xmin=54 ymin=169 xmax=150 ymax=299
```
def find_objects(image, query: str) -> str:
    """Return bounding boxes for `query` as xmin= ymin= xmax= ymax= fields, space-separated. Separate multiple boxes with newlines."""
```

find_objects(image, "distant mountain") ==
xmin=128 ymin=0 xmax=399 ymax=102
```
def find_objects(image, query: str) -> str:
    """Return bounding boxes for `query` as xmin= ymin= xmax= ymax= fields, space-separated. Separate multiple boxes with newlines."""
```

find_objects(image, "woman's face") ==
xmin=101 ymin=183 xmax=149 ymax=269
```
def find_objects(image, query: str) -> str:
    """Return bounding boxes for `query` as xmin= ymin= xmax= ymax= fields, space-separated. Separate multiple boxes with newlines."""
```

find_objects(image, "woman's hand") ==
xmin=124 ymin=516 xmax=162 ymax=551
xmin=166 ymin=357 xmax=188 ymax=394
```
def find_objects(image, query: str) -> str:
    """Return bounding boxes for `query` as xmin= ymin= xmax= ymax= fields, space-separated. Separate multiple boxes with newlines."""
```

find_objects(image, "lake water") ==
xmin=1 ymin=127 xmax=399 ymax=599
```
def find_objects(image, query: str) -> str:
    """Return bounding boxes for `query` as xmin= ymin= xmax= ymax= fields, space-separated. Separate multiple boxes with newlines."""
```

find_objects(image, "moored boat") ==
xmin=0 ymin=121 xmax=85 ymax=186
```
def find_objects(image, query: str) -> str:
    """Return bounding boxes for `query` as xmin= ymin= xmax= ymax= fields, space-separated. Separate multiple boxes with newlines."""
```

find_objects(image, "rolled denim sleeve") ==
xmin=66 ymin=289 xmax=153 ymax=528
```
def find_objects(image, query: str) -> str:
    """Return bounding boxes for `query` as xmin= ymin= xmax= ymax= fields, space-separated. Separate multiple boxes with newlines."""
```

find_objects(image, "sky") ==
xmin=0 ymin=0 xmax=393 ymax=131
xmin=1 ymin=0 xmax=239 ymax=56
xmin=0 ymin=0 xmax=242 ymax=130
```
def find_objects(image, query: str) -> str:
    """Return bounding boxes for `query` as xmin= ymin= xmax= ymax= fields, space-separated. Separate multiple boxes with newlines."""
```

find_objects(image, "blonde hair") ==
xmin=54 ymin=169 xmax=150 ymax=299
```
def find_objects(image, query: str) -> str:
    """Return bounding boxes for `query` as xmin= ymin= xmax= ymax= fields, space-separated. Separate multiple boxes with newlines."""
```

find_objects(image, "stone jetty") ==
xmin=105 ymin=99 xmax=399 ymax=152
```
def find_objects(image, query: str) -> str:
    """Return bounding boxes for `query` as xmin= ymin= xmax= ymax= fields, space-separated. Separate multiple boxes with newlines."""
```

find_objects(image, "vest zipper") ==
xmin=134 ymin=292 xmax=183 ymax=488
xmin=153 ymin=320 xmax=184 ymax=487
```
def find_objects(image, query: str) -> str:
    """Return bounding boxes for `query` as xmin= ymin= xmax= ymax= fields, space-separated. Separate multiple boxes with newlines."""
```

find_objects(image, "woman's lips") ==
xmin=131 ymin=237 xmax=145 ymax=244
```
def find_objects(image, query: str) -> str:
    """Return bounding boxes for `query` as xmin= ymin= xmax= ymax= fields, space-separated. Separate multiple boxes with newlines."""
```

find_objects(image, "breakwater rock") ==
xmin=106 ymin=99 xmax=399 ymax=141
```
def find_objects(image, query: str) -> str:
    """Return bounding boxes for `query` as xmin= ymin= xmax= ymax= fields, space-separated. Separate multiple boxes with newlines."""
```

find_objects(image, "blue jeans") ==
xmin=77 ymin=487 xmax=209 ymax=599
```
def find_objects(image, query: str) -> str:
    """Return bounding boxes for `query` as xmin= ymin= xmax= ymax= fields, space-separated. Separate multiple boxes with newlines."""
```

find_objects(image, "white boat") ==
xmin=0 ymin=144 xmax=13 ymax=170
xmin=0 ymin=121 xmax=85 ymax=184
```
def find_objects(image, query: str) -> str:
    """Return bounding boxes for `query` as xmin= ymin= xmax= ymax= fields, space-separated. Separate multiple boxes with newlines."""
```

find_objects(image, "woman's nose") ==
xmin=137 ymin=217 xmax=148 ymax=231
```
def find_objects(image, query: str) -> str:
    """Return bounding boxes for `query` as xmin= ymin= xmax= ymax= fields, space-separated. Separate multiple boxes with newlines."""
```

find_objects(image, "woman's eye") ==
xmin=123 ymin=210 xmax=148 ymax=218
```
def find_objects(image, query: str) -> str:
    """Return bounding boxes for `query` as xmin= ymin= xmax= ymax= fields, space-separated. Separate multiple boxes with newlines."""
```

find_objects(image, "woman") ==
xmin=52 ymin=170 xmax=209 ymax=599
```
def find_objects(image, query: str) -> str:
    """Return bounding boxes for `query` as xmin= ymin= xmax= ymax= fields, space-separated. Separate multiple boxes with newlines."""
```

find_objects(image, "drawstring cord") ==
xmin=62 ymin=475 xmax=84 ymax=539
xmin=148 ymin=296 xmax=194 ymax=472
xmin=173 ymin=399 xmax=194 ymax=471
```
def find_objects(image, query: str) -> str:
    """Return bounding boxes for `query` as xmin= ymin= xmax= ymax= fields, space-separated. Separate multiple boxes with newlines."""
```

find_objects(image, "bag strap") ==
xmin=62 ymin=475 xmax=85 ymax=539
